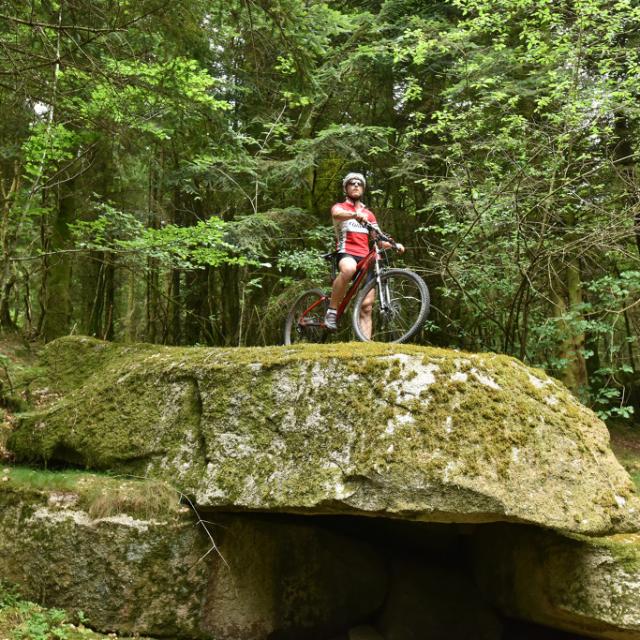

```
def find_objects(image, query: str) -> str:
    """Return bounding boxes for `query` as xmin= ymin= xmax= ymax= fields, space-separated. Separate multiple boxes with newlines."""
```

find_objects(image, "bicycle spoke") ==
xmin=284 ymin=289 xmax=329 ymax=345
xmin=377 ymin=280 xmax=423 ymax=339
xmin=353 ymin=270 xmax=430 ymax=343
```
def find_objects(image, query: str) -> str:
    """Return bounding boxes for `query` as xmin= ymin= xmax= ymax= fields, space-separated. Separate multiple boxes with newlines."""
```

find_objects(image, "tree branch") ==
xmin=0 ymin=13 xmax=126 ymax=33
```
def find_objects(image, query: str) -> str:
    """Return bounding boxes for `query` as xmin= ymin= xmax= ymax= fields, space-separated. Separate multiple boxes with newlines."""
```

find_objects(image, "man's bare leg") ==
xmin=325 ymin=257 xmax=357 ymax=330
xmin=358 ymin=287 xmax=376 ymax=339
xmin=329 ymin=257 xmax=357 ymax=310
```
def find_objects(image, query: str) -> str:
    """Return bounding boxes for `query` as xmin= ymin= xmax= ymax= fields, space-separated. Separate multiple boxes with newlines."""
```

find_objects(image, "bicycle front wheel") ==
xmin=283 ymin=288 xmax=329 ymax=345
xmin=352 ymin=269 xmax=430 ymax=343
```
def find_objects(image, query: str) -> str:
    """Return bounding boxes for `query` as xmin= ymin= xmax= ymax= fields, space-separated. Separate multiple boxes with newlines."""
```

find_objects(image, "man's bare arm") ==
xmin=331 ymin=204 xmax=367 ymax=223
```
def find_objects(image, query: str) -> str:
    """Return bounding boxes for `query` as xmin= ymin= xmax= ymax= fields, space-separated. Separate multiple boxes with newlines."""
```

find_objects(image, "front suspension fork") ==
xmin=373 ymin=250 xmax=389 ymax=311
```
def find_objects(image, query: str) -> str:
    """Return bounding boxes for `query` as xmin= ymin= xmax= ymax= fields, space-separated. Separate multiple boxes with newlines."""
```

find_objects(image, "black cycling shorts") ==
xmin=336 ymin=253 xmax=375 ymax=285
xmin=336 ymin=252 xmax=366 ymax=265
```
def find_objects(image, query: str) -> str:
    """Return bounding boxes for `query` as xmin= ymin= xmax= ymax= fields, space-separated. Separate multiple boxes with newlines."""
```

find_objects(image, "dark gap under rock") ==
xmin=200 ymin=512 xmax=594 ymax=640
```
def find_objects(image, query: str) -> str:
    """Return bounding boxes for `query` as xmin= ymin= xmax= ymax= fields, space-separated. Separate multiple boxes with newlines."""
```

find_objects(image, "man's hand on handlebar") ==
xmin=353 ymin=212 xmax=368 ymax=224
xmin=359 ymin=219 xmax=404 ymax=253
xmin=381 ymin=240 xmax=404 ymax=253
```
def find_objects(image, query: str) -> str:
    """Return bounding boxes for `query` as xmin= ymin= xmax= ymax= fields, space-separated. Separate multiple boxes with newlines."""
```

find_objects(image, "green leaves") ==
xmin=62 ymin=57 xmax=230 ymax=141
xmin=70 ymin=202 xmax=242 ymax=270
xmin=389 ymin=0 xmax=640 ymax=411
xmin=22 ymin=123 xmax=78 ymax=183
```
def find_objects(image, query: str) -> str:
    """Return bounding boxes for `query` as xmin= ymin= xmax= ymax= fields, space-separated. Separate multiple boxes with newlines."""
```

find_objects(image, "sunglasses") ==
xmin=347 ymin=180 xmax=363 ymax=187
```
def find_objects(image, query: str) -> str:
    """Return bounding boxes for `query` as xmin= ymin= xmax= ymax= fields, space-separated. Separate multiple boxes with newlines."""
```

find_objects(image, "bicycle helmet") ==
xmin=342 ymin=172 xmax=367 ymax=192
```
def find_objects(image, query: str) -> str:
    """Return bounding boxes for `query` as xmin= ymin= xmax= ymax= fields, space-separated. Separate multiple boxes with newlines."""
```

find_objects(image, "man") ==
xmin=324 ymin=172 xmax=404 ymax=337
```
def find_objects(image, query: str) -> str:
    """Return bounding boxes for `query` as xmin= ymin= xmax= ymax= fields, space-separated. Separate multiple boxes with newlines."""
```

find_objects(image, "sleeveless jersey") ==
xmin=332 ymin=201 xmax=380 ymax=257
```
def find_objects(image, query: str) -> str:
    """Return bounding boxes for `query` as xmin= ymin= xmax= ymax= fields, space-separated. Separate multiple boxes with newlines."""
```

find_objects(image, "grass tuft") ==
xmin=83 ymin=477 xmax=179 ymax=520
xmin=1 ymin=466 xmax=181 ymax=520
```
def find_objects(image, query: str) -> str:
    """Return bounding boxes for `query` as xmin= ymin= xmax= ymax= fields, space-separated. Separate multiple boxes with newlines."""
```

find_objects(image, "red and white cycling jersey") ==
xmin=332 ymin=200 xmax=381 ymax=257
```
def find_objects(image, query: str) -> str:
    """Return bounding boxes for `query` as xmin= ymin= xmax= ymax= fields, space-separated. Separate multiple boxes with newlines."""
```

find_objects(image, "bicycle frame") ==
xmin=297 ymin=240 xmax=387 ymax=330
xmin=335 ymin=244 xmax=383 ymax=321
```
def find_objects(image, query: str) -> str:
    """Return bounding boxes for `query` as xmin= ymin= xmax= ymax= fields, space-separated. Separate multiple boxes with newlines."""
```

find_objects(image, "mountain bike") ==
xmin=283 ymin=222 xmax=430 ymax=344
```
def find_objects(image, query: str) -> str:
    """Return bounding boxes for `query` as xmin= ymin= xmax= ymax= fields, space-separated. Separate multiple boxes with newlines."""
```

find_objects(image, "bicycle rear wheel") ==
xmin=352 ymin=269 xmax=430 ymax=343
xmin=283 ymin=288 xmax=329 ymax=345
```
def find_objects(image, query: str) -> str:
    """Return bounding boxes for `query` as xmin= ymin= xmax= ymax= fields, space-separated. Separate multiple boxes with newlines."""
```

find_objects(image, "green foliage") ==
xmin=70 ymin=202 xmax=250 ymax=269
xmin=275 ymin=220 xmax=335 ymax=283
xmin=22 ymin=123 xmax=78 ymax=183
xmin=63 ymin=57 xmax=230 ymax=141
xmin=134 ymin=218 xmax=242 ymax=268
xmin=387 ymin=0 xmax=640 ymax=415
xmin=278 ymin=250 xmax=328 ymax=281
xmin=2 ymin=0 xmax=640 ymax=416
xmin=0 ymin=581 xmax=144 ymax=638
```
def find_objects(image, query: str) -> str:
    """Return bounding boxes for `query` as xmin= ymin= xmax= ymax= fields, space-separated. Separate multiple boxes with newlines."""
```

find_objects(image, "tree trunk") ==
xmin=169 ymin=268 xmax=181 ymax=345
xmin=102 ymin=256 xmax=115 ymax=340
xmin=41 ymin=180 xmax=74 ymax=341
xmin=0 ymin=163 xmax=21 ymax=332
xmin=613 ymin=114 xmax=640 ymax=257
xmin=184 ymin=268 xmax=208 ymax=344
xmin=552 ymin=252 xmax=588 ymax=393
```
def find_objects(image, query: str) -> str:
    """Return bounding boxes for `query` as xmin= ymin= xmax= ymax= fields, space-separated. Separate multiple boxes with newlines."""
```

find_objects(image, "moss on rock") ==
xmin=0 ymin=465 xmax=180 ymax=519
xmin=0 ymin=480 xmax=210 ymax=638
xmin=473 ymin=525 xmax=640 ymax=639
xmin=7 ymin=336 xmax=639 ymax=535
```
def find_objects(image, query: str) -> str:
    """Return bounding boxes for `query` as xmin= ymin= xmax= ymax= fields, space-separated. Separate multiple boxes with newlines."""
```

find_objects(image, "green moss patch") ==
xmin=565 ymin=531 xmax=640 ymax=573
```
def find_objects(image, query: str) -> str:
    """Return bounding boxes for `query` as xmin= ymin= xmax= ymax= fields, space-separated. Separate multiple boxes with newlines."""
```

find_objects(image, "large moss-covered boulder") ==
xmin=0 ymin=470 xmax=387 ymax=640
xmin=8 ymin=336 xmax=638 ymax=535
xmin=473 ymin=525 xmax=640 ymax=640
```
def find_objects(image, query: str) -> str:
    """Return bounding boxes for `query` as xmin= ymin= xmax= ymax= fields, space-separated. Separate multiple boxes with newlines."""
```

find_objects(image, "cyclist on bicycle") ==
xmin=325 ymin=172 xmax=404 ymax=337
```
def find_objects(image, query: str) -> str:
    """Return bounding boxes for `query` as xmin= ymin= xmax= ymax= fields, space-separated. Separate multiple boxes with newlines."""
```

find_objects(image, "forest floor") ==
xmin=610 ymin=421 xmax=640 ymax=491
xmin=0 ymin=585 xmax=151 ymax=640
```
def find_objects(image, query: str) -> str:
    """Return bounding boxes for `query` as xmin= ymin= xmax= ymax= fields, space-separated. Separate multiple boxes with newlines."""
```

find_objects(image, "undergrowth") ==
xmin=630 ymin=471 xmax=640 ymax=493
xmin=0 ymin=583 xmax=149 ymax=639
xmin=0 ymin=336 xmax=42 ymax=412
xmin=608 ymin=421 xmax=640 ymax=492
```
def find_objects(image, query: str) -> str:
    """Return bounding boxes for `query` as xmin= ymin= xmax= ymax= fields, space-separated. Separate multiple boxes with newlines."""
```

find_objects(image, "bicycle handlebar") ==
xmin=361 ymin=220 xmax=397 ymax=248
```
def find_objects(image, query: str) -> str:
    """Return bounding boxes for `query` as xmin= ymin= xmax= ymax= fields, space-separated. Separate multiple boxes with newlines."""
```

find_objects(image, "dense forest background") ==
xmin=1 ymin=0 xmax=640 ymax=420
